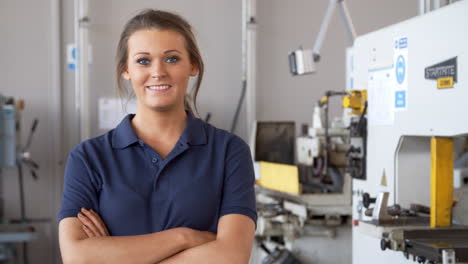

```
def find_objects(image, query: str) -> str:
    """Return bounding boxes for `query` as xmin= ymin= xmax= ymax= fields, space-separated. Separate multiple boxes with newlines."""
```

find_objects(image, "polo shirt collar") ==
xmin=112 ymin=114 xmax=139 ymax=149
xmin=180 ymin=111 xmax=207 ymax=146
xmin=111 ymin=111 xmax=206 ymax=149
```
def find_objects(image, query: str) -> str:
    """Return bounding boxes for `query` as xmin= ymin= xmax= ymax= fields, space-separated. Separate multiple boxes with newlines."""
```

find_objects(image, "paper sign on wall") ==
xmin=368 ymin=68 xmax=394 ymax=126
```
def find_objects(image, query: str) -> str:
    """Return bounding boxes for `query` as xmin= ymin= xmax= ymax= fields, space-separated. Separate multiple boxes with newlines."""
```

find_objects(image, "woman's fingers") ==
xmin=82 ymin=225 xmax=95 ymax=238
xmin=89 ymin=209 xmax=110 ymax=236
xmin=77 ymin=212 xmax=98 ymax=237
xmin=80 ymin=208 xmax=109 ymax=237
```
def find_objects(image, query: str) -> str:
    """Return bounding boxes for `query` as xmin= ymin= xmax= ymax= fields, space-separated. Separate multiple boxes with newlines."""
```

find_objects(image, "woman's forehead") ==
xmin=127 ymin=29 xmax=187 ymax=54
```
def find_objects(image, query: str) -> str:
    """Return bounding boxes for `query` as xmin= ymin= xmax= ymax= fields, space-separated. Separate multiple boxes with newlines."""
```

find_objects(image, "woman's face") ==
xmin=123 ymin=29 xmax=198 ymax=112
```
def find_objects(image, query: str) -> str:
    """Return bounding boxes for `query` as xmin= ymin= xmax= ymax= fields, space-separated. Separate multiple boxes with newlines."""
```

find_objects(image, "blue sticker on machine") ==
xmin=395 ymin=37 xmax=408 ymax=49
xmin=398 ymin=37 xmax=408 ymax=49
xmin=395 ymin=90 xmax=406 ymax=108
xmin=395 ymin=55 xmax=406 ymax=85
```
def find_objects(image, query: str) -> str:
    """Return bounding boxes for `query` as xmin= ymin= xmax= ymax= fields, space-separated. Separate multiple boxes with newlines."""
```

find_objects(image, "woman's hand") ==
xmin=180 ymin=228 xmax=216 ymax=248
xmin=77 ymin=208 xmax=110 ymax=238
xmin=76 ymin=208 xmax=215 ymax=247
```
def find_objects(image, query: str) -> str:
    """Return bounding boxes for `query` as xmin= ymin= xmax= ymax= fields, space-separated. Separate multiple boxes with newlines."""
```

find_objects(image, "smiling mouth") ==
xmin=146 ymin=85 xmax=172 ymax=92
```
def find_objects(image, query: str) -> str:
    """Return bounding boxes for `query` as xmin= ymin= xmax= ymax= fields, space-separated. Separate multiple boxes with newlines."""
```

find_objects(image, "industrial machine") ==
xmin=252 ymin=1 xmax=362 ymax=262
xmin=251 ymin=78 xmax=369 ymax=264
xmin=252 ymin=113 xmax=353 ymax=263
xmin=254 ymin=1 xmax=468 ymax=263
xmin=349 ymin=1 xmax=468 ymax=263
xmin=0 ymin=94 xmax=39 ymax=263
xmin=251 ymin=86 xmax=368 ymax=263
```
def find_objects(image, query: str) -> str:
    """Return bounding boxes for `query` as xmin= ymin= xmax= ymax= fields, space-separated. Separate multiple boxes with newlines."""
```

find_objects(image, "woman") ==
xmin=58 ymin=9 xmax=256 ymax=264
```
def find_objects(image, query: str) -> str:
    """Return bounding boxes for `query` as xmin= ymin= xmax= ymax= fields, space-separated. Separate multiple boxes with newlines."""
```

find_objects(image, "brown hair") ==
xmin=116 ymin=9 xmax=204 ymax=114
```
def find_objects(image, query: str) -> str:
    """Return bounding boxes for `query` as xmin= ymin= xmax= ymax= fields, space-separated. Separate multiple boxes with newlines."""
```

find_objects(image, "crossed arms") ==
xmin=59 ymin=209 xmax=255 ymax=264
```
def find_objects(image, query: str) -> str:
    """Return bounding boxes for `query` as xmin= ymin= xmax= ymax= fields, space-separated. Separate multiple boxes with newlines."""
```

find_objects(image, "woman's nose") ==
xmin=150 ymin=61 xmax=167 ymax=79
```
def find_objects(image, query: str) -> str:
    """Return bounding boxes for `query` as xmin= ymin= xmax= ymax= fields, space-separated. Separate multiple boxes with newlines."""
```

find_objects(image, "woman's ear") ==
xmin=190 ymin=64 xmax=199 ymax=77
xmin=122 ymin=70 xmax=130 ymax=80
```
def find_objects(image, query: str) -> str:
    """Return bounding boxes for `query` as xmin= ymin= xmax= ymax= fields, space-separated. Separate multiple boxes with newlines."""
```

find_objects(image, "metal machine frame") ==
xmin=349 ymin=1 xmax=468 ymax=263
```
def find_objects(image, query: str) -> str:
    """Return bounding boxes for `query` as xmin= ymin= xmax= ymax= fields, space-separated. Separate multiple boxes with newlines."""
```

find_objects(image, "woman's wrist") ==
xmin=175 ymin=227 xmax=193 ymax=249
xmin=171 ymin=227 xmax=216 ymax=250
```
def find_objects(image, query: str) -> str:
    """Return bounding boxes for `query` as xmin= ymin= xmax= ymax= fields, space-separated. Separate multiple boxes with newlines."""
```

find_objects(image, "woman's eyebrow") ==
xmin=164 ymin=49 xmax=182 ymax=54
xmin=133 ymin=52 xmax=150 ymax=57
xmin=132 ymin=50 xmax=181 ymax=57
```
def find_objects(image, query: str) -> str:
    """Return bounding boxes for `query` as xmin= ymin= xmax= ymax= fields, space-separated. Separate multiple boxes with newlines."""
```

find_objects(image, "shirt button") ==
xmin=152 ymin=157 xmax=158 ymax=163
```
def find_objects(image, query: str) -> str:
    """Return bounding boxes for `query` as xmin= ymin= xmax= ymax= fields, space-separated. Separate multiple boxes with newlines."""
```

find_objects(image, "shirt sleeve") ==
xmin=57 ymin=148 xmax=101 ymax=222
xmin=219 ymin=136 xmax=257 ymax=224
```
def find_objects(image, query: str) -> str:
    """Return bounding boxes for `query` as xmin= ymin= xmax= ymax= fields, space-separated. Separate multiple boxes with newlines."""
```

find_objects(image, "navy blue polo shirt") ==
xmin=58 ymin=112 xmax=257 ymax=235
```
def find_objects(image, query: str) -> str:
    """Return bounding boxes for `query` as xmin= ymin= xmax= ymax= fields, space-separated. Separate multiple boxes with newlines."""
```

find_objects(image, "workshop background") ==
xmin=1 ymin=0 xmax=423 ymax=263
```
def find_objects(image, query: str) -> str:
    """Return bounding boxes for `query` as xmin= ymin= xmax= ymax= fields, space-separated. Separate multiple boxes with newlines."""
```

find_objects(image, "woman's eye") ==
xmin=166 ymin=56 xmax=180 ymax=64
xmin=137 ymin=58 xmax=150 ymax=65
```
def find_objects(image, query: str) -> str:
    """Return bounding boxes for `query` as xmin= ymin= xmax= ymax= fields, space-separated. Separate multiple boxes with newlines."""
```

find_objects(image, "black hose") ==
xmin=17 ymin=161 xmax=29 ymax=264
xmin=23 ymin=118 xmax=38 ymax=152
xmin=326 ymin=166 xmax=343 ymax=192
xmin=357 ymin=102 xmax=368 ymax=134
xmin=16 ymin=162 xmax=26 ymax=222
xmin=259 ymin=242 xmax=271 ymax=255
xmin=230 ymin=80 xmax=247 ymax=133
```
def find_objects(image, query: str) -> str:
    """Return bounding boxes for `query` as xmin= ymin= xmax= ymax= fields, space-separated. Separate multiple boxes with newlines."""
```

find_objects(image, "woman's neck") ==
xmin=131 ymin=106 xmax=187 ymax=145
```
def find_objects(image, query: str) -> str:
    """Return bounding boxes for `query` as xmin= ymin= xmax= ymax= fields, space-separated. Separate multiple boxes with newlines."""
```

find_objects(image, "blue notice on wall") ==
xmin=395 ymin=90 xmax=406 ymax=109
xmin=67 ymin=44 xmax=77 ymax=71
